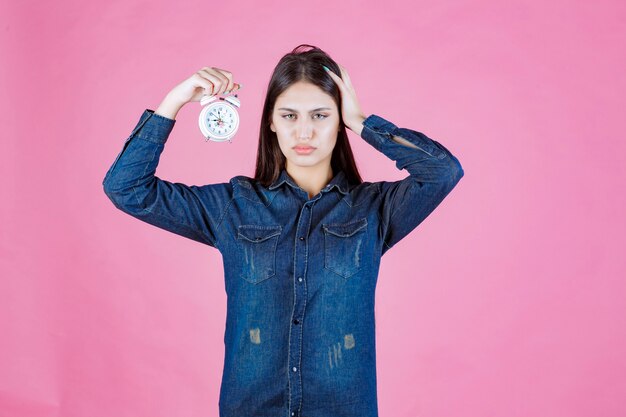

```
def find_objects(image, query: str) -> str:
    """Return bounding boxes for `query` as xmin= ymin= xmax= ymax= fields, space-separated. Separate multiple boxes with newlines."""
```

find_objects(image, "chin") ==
xmin=290 ymin=159 xmax=318 ymax=167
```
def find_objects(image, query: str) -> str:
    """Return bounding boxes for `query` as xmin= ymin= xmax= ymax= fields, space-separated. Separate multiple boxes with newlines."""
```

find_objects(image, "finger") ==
xmin=198 ymin=69 xmax=225 ymax=94
xmin=207 ymin=67 xmax=230 ymax=94
xmin=337 ymin=65 xmax=354 ymax=90
xmin=334 ymin=66 xmax=352 ymax=92
xmin=196 ymin=71 xmax=218 ymax=95
xmin=222 ymin=83 xmax=241 ymax=95
xmin=204 ymin=67 xmax=230 ymax=95
xmin=325 ymin=66 xmax=346 ymax=90
xmin=213 ymin=67 xmax=235 ymax=92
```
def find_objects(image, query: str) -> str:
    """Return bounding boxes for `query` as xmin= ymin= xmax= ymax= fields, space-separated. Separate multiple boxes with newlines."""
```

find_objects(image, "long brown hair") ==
xmin=254 ymin=44 xmax=363 ymax=188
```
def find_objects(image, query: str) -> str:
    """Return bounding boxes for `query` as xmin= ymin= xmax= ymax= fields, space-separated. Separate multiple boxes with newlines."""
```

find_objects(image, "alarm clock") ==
xmin=198 ymin=91 xmax=241 ymax=143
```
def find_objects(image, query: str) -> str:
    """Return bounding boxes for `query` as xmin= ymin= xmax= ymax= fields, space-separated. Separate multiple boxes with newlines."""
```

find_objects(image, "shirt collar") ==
xmin=268 ymin=168 xmax=350 ymax=195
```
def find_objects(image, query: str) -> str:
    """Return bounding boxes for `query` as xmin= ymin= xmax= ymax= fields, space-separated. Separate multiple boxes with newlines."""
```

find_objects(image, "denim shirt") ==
xmin=103 ymin=109 xmax=464 ymax=417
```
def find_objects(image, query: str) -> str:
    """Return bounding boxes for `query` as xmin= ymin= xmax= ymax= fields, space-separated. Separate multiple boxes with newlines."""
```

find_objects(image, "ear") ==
xmin=270 ymin=122 xmax=275 ymax=132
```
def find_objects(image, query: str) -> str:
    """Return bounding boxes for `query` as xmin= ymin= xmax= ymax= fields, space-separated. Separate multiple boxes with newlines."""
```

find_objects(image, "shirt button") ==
xmin=298 ymin=277 xmax=303 ymax=282
xmin=293 ymin=319 xmax=299 ymax=324
xmin=292 ymin=367 xmax=297 ymax=372
xmin=292 ymin=413 xmax=295 ymax=416
xmin=299 ymin=237 xmax=304 ymax=241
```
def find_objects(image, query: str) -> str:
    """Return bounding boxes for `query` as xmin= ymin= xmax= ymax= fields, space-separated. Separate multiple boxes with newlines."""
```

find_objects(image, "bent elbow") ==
xmin=102 ymin=180 xmax=138 ymax=214
xmin=103 ymin=184 xmax=126 ymax=212
xmin=441 ymin=157 xmax=464 ymax=191
xmin=448 ymin=154 xmax=464 ymax=183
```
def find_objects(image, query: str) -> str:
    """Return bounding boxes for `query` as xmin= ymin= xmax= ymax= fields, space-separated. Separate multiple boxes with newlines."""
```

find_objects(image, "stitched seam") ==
xmin=287 ymin=203 xmax=306 ymax=413
xmin=375 ymin=206 xmax=392 ymax=250
xmin=212 ymin=196 xmax=234 ymax=249
xmin=384 ymin=183 xmax=407 ymax=246
xmin=298 ymin=202 xmax=312 ymax=414
xmin=140 ymin=211 xmax=214 ymax=246
xmin=374 ymin=182 xmax=393 ymax=250
xmin=132 ymin=142 xmax=159 ymax=209
xmin=133 ymin=135 xmax=167 ymax=145
xmin=130 ymin=142 xmax=226 ymax=248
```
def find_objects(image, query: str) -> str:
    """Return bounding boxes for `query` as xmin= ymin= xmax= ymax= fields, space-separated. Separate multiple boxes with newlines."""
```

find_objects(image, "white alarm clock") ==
xmin=198 ymin=92 xmax=241 ymax=143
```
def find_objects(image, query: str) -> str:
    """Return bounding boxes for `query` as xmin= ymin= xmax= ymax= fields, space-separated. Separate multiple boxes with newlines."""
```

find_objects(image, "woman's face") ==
xmin=270 ymin=81 xmax=340 ymax=170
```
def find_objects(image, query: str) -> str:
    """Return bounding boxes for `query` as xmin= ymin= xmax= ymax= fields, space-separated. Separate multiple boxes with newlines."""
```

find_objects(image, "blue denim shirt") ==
xmin=103 ymin=109 xmax=464 ymax=417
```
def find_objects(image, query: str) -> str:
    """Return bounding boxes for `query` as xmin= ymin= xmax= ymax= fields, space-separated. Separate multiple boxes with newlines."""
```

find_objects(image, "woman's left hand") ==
xmin=324 ymin=64 xmax=367 ymax=134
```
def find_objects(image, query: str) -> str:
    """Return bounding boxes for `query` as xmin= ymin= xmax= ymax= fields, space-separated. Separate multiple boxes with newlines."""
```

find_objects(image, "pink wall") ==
xmin=2 ymin=0 xmax=625 ymax=416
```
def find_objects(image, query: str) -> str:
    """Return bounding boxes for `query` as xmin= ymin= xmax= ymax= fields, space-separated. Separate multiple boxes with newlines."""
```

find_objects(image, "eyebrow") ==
xmin=277 ymin=107 xmax=333 ymax=112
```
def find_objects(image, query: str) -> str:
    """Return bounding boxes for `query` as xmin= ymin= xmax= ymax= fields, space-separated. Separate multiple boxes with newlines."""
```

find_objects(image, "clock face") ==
xmin=202 ymin=102 xmax=238 ymax=137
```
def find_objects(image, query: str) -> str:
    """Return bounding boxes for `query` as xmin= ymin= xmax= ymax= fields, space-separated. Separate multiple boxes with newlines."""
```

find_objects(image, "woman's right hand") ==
xmin=166 ymin=67 xmax=242 ymax=106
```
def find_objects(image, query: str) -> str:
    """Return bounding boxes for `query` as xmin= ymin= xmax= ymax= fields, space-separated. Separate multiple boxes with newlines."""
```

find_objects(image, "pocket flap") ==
xmin=323 ymin=218 xmax=368 ymax=238
xmin=237 ymin=224 xmax=282 ymax=243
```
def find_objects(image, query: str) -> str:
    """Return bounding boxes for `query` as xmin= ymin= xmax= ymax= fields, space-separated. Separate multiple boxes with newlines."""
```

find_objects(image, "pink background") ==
xmin=2 ymin=0 xmax=625 ymax=416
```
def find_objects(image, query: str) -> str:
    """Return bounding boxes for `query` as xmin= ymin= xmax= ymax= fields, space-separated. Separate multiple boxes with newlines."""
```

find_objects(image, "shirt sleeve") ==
xmin=359 ymin=114 xmax=464 ymax=256
xmin=102 ymin=109 xmax=233 ymax=249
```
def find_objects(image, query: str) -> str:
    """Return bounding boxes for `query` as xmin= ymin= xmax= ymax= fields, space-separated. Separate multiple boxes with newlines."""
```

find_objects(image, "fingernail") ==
xmin=323 ymin=65 xmax=330 ymax=72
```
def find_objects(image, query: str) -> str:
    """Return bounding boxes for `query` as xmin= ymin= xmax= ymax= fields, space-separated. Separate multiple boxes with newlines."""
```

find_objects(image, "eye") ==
xmin=281 ymin=113 xmax=328 ymax=120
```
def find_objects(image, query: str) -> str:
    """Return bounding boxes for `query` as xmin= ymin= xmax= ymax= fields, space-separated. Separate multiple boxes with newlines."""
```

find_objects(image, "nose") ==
xmin=297 ymin=120 xmax=313 ymax=140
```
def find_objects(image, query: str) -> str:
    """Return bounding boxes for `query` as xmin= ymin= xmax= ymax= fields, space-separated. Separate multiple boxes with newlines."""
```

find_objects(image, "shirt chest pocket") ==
xmin=322 ymin=218 xmax=368 ymax=279
xmin=237 ymin=224 xmax=282 ymax=284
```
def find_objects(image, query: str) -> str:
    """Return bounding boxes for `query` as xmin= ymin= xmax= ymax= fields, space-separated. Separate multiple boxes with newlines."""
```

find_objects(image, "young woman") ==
xmin=103 ymin=44 xmax=464 ymax=417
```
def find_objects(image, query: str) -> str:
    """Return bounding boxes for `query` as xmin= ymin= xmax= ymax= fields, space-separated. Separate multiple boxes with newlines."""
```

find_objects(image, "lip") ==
xmin=293 ymin=145 xmax=316 ymax=154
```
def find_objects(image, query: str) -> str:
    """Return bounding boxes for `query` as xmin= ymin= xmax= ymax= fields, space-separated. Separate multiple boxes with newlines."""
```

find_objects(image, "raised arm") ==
xmin=102 ymin=109 xmax=234 ymax=248
xmin=322 ymin=63 xmax=464 ymax=256
xmin=358 ymin=114 xmax=464 ymax=255
xmin=102 ymin=67 xmax=242 ymax=249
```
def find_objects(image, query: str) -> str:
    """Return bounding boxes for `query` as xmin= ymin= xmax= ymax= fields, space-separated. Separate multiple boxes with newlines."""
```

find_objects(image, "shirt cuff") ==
xmin=129 ymin=109 xmax=176 ymax=144
xmin=360 ymin=113 xmax=447 ymax=159
xmin=359 ymin=114 xmax=398 ymax=152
